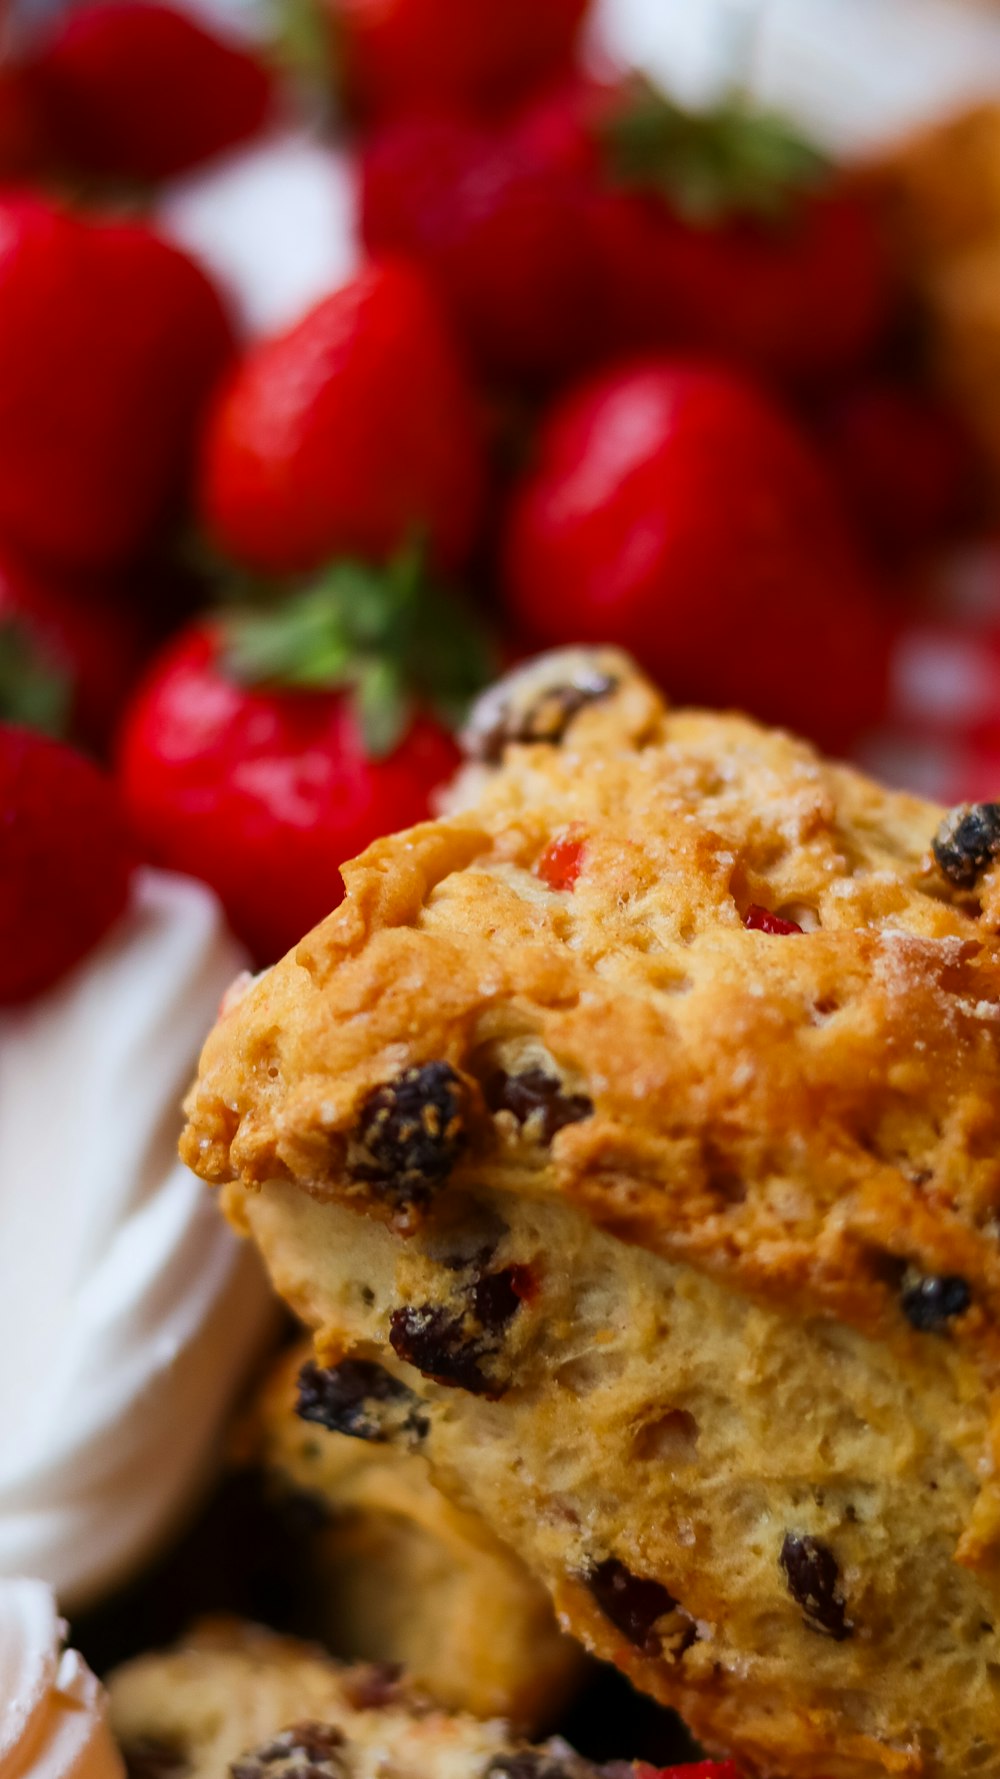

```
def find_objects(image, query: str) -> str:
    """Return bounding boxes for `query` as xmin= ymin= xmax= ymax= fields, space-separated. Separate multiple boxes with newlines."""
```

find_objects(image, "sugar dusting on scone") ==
xmin=183 ymin=650 xmax=1000 ymax=1779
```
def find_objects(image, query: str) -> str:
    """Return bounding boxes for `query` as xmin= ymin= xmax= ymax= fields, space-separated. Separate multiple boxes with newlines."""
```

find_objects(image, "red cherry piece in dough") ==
xmin=538 ymin=835 xmax=584 ymax=890
xmin=744 ymin=904 xmax=802 ymax=935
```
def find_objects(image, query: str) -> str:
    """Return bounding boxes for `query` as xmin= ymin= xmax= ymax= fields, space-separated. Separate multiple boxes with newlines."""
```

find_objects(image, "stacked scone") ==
xmin=182 ymin=648 xmax=1000 ymax=1778
xmin=109 ymin=1621 xmax=633 ymax=1779
xmin=240 ymin=1337 xmax=585 ymax=1727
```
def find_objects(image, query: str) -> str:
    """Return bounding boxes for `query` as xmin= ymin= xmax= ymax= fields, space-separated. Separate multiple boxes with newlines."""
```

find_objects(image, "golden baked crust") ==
xmin=108 ymin=1621 xmax=594 ymax=1779
xmin=184 ymin=650 xmax=1000 ymax=1436
xmin=244 ymin=1341 xmax=585 ymax=1728
xmin=183 ymin=649 xmax=1000 ymax=1777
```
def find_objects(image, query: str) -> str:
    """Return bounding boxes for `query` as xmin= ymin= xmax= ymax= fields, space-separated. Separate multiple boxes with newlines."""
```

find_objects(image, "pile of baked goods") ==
xmin=177 ymin=646 xmax=1000 ymax=1779
xmin=11 ymin=2 xmax=1000 ymax=1776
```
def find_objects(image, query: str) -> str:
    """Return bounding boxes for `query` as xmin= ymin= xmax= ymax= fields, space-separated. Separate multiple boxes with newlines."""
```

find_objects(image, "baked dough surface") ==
xmin=245 ymin=1340 xmax=584 ymax=1728
xmin=183 ymin=650 xmax=1000 ymax=1778
xmin=109 ymin=1621 xmax=593 ymax=1779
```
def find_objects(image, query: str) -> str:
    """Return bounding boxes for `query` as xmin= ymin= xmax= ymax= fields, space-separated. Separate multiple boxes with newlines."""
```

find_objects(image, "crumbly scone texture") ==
xmin=108 ymin=1622 xmax=598 ymax=1779
xmin=245 ymin=1341 xmax=585 ymax=1728
xmin=183 ymin=649 xmax=1000 ymax=1779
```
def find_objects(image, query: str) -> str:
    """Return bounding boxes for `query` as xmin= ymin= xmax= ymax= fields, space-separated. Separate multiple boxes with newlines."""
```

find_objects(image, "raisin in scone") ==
xmin=108 ymin=1621 xmax=601 ymax=1779
xmin=183 ymin=648 xmax=1000 ymax=1779
xmin=243 ymin=1340 xmax=584 ymax=1727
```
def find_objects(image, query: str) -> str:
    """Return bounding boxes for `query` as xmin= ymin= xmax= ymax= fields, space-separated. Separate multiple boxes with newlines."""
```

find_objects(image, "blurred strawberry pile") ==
xmin=3 ymin=0 xmax=1000 ymax=978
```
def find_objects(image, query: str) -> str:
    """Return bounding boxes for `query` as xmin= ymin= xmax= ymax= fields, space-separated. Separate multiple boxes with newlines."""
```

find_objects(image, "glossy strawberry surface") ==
xmin=504 ymin=361 xmax=890 ymax=749
xmin=0 ymin=195 xmax=233 ymax=570
xmin=200 ymin=260 xmax=487 ymax=574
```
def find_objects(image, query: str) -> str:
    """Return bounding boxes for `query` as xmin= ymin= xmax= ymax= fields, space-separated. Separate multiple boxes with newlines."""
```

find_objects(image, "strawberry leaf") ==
xmin=270 ymin=0 xmax=339 ymax=127
xmin=354 ymin=656 xmax=413 ymax=758
xmin=217 ymin=543 xmax=496 ymax=759
xmin=600 ymin=77 xmax=829 ymax=225
xmin=0 ymin=619 xmax=71 ymax=738
xmin=221 ymin=593 xmax=351 ymax=687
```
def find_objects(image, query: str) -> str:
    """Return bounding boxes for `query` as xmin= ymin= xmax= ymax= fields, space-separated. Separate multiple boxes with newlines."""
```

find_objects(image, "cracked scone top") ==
xmin=183 ymin=649 xmax=1000 ymax=1779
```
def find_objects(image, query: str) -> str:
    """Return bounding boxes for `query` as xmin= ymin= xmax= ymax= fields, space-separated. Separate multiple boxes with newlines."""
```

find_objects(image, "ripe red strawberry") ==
xmin=514 ymin=78 xmax=891 ymax=383
xmin=0 ymin=194 xmax=233 ymax=571
xmin=816 ymin=381 xmax=979 ymax=560
xmin=360 ymin=112 xmax=605 ymax=383
xmin=330 ymin=0 xmax=591 ymax=121
xmin=199 ymin=259 xmax=486 ymax=574
xmin=0 ymin=725 xmax=133 ymax=1004
xmin=0 ymin=546 xmax=147 ymax=753
xmin=118 ymin=549 xmax=491 ymax=960
xmin=503 ymin=361 xmax=890 ymax=750
xmin=23 ymin=1 xmax=274 ymax=181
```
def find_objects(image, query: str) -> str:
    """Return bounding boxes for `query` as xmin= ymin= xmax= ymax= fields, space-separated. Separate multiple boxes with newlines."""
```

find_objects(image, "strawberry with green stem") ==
xmin=514 ymin=76 xmax=892 ymax=383
xmin=118 ymin=543 xmax=494 ymax=962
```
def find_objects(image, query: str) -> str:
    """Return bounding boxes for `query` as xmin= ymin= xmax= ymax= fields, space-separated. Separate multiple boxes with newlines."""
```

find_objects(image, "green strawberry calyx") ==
xmin=219 ymin=542 xmax=497 ymax=759
xmin=0 ymin=618 xmax=71 ymax=737
xmin=599 ymin=76 xmax=830 ymax=226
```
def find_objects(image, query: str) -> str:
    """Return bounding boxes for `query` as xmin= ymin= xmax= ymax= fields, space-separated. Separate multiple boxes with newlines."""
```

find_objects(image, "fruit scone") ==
xmin=242 ymin=1339 xmax=585 ymax=1728
xmin=108 ymin=1620 xmax=732 ymax=1779
xmin=182 ymin=647 xmax=1000 ymax=1779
